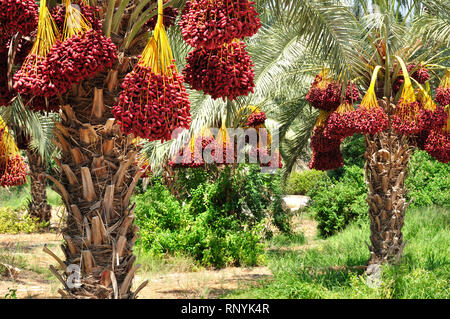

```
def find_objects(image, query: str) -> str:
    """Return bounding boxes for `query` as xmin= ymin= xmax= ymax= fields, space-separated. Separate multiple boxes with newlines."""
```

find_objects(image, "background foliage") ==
xmin=135 ymin=165 xmax=291 ymax=268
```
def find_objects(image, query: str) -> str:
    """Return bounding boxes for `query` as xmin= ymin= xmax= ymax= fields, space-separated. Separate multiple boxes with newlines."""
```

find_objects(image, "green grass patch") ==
xmin=224 ymin=206 xmax=449 ymax=299
xmin=136 ymin=251 xmax=200 ymax=275
xmin=0 ymin=182 xmax=61 ymax=210
xmin=268 ymin=233 xmax=306 ymax=248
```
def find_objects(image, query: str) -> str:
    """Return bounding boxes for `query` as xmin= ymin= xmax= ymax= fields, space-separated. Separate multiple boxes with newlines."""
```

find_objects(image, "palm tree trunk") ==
xmin=26 ymin=149 xmax=51 ymax=223
xmin=364 ymin=100 xmax=413 ymax=265
xmin=47 ymin=70 xmax=147 ymax=299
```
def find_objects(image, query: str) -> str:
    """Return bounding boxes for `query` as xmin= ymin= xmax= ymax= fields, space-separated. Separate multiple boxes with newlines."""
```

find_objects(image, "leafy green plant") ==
xmin=0 ymin=207 xmax=45 ymax=234
xmin=134 ymin=169 xmax=269 ymax=268
xmin=307 ymin=165 xmax=368 ymax=237
xmin=4 ymin=289 xmax=17 ymax=299
xmin=285 ymin=169 xmax=326 ymax=195
xmin=406 ymin=150 xmax=450 ymax=208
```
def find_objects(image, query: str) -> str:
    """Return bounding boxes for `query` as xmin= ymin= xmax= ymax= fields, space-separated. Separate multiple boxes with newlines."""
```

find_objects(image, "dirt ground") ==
xmin=0 ymin=213 xmax=317 ymax=299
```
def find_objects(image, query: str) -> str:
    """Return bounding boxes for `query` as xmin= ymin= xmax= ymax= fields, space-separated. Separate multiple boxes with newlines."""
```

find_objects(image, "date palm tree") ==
xmin=27 ymin=0 xmax=187 ymax=299
xmin=0 ymin=97 xmax=55 ymax=223
xmin=261 ymin=0 xmax=449 ymax=265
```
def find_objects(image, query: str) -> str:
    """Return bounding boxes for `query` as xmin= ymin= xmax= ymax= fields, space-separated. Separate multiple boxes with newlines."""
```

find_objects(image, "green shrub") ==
xmin=0 ymin=207 xmax=44 ymax=234
xmin=406 ymin=150 xmax=450 ymax=208
xmin=170 ymin=165 xmax=292 ymax=234
xmin=341 ymin=134 xmax=366 ymax=168
xmin=135 ymin=171 xmax=267 ymax=268
xmin=307 ymin=165 xmax=368 ymax=237
xmin=285 ymin=169 xmax=326 ymax=195
xmin=170 ymin=167 xmax=212 ymax=200
xmin=237 ymin=165 xmax=292 ymax=234
xmin=307 ymin=148 xmax=449 ymax=238
xmin=327 ymin=134 xmax=366 ymax=180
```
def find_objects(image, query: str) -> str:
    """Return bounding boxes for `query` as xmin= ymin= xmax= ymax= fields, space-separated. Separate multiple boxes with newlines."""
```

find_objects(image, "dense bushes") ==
xmin=285 ymin=169 xmax=326 ymax=195
xmin=406 ymin=150 xmax=450 ymax=208
xmin=0 ymin=207 xmax=45 ymax=233
xmin=307 ymin=165 xmax=367 ymax=237
xmin=135 ymin=165 xmax=290 ymax=268
xmin=306 ymin=145 xmax=449 ymax=237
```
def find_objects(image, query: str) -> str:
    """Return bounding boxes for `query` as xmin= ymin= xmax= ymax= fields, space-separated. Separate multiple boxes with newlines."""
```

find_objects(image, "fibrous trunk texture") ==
xmin=46 ymin=70 xmax=147 ymax=299
xmin=364 ymin=100 xmax=413 ymax=265
xmin=26 ymin=149 xmax=51 ymax=223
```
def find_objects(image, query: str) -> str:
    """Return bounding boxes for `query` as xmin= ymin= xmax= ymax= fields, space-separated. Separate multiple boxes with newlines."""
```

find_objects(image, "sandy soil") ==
xmin=0 ymin=231 xmax=273 ymax=299
xmin=0 ymin=215 xmax=318 ymax=299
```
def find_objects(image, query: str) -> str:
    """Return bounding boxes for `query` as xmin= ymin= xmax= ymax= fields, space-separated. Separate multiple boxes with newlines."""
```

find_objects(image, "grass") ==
xmin=0 ymin=182 xmax=62 ymax=210
xmin=224 ymin=206 xmax=449 ymax=299
xmin=136 ymin=252 xmax=200 ymax=275
xmin=268 ymin=233 xmax=306 ymax=248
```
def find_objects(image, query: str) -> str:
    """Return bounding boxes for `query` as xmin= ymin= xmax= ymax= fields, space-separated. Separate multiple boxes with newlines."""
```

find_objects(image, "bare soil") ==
xmin=0 ymin=213 xmax=318 ymax=299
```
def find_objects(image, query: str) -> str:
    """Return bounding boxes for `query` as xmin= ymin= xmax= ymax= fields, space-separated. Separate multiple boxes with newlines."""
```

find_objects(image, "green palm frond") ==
xmin=28 ymin=113 xmax=59 ymax=162
xmin=247 ymin=24 xmax=312 ymax=103
xmin=0 ymin=97 xmax=58 ymax=162
xmin=267 ymin=0 xmax=366 ymax=83
xmin=419 ymin=0 xmax=450 ymax=19
xmin=411 ymin=13 xmax=450 ymax=48
xmin=280 ymin=114 xmax=317 ymax=179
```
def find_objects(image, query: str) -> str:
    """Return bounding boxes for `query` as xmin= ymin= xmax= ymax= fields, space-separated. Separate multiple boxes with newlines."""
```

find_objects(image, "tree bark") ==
xmin=26 ymin=149 xmax=51 ymax=223
xmin=364 ymin=99 xmax=413 ymax=265
xmin=46 ymin=70 xmax=147 ymax=299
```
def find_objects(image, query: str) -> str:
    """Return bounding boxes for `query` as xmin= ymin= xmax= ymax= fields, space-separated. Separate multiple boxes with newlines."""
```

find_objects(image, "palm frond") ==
xmin=280 ymin=113 xmax=317 ymax=179
xmin=411 ymin=13 xmax=450 ymax=48
xmin=0 ymin=96 xmax=58 ymax=161
xmin=267 ymin=0 xmax=366 ymax=83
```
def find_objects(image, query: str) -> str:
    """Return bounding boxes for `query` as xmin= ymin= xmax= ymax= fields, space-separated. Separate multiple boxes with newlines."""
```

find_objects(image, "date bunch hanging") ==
xmin=309 ymin=148 xmax=344 ymax=171
xmin=144 ymin=0 xmax=179 ymax=30
xmin=424 ymin=114 xmax=449 ymax=164
xmin=179 ymin=0 xmax=261 ymax=50
xmin=0 ymin=0 xmax=38 ymax=37
xmin=392 ymin=57 xmax=422 ymax=135
xmin=13 ymin=0 xmax=63 ymax=98
xmin=417 ymin=86 xmax=448 ymax=133
xmin=353 ymin=66 xmax=388 ymax=135
xmin=46 ymin=0 xmax=117 ymax=90
xmin=183 ymin=40 xmax=255 ymax=101
xmin=212 ymin=122 xmax=236 ymax=165
xmin=51 ymin=1 xmax=102 ymax=33
xmin=306 ymin=70 xmax=360 ymax=112
xmin=423 ymin=70 xmax=450 ymax=163
xmin=0 ymin=117 xmax=27 ymax=187
xmin=323 ymin=85 xmax=360 ymax=140
xmin=236 ymin=105 xmax=267 ymax=129
xmin=246 ymin=110 xmax=267 ymax=128
xmin=112 ymin=0 xmax=191 ymax=142
xmin=169 ymin=128 xmax=216 ymax=168
xmin=435 ymin=69 xmax=450 ymax=108
xmin=393 ymin=63 xmax=430 ymax=94
xmin=309 ymin=110 xmax=344 ymax=171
